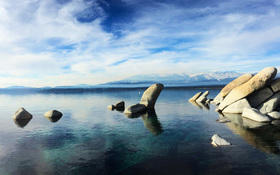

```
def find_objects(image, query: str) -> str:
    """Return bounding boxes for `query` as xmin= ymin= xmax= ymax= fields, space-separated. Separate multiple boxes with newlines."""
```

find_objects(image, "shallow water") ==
xmin=0 ymin=88 xmax=280 ymax=175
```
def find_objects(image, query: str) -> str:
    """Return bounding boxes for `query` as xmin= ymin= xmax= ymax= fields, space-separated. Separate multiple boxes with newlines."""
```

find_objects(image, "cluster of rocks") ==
xmin=108 ymin=83 xmax=164 ymax=118
xmin=13 ymin=108 xmax=63 ymax=127
xmin=189 ymin=67 xmax=280 ymax=146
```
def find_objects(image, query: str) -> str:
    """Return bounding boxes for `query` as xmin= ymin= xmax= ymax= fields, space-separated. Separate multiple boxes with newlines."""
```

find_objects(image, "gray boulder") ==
xmin=44 ymin=110 xmax=63 ymax=118
xmin=124 ymin=103 xmax=147 ymax=114
xmin=196 ymin=91 xmax=209 ymax=103
xmin=258 ymin=91 xmax=280 ymax=114
xmin=211 ymin=134 xmax=231 ymax=147
xmin=140 ymin=83 xmax=164 ymax=109
xmin=269 ymin=78 xmax=280 ymax=93
xmin=219 ymin=67 xmax=277 ymax=110
xmin=247 ymin=87 xmax=274 ymax=108
xmin=242 ymin=107 xmax=271 ymax=123
xmin=267 ymin=111 xmax=280 ymax=120
xmin=188 ymin=92 xmax=202 ymax=101
xmin=222 ymin=98 xmax=251 ymax=114
xmin=12 ymin=108 xmax=33 ymax=120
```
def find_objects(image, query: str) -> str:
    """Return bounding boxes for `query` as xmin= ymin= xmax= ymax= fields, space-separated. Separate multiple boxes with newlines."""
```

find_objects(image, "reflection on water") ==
xmin=222 ymin=113 xmax=280 ymax=154
xmin=13 ymin=118 xmax=32 ymax=128
xmin=189 ymin=101 xmax=209 ymax=110
xmin=141 ymin=109 xmax=163 ymax=135
xmin=1 ymin=89 xmax=280 ymax=174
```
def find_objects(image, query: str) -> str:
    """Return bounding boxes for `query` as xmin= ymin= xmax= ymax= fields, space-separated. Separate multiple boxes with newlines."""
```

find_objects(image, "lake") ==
xmin=0 ymin=88 xmax=280 ymax=175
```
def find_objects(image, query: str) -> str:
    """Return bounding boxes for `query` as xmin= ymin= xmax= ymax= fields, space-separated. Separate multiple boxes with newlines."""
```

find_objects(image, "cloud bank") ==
xmin=0 ymin=0 xmax=279 ymax=87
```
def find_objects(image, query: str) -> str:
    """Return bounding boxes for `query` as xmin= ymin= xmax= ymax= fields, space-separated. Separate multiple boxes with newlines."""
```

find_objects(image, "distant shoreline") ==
xmin=0 ymin=85 xmax=224 ymax=94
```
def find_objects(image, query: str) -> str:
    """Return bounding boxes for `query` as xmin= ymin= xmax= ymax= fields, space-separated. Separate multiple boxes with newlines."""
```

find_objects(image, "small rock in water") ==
xmin=44 ymin=110 xmax=63 ymax=118
xmin=216 ymin=119 xmax=231 ymax=123
xmin=12 ymin=108 xmax=33 ymax=120
xmin=107 ymin=105 xmax=115 ymax=111
xmin=115 ymin=101 xmax=125 ymax=108
xmin=211 ymin=134 xmax=231 ymax=147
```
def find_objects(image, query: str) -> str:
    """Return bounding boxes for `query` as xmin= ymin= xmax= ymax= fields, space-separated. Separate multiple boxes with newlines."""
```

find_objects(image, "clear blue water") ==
xmin=0 ymin=88 xmax=280 ymax=175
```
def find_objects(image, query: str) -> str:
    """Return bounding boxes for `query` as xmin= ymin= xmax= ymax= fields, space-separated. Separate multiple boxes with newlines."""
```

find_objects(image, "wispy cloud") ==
xmin=0 ymin=0 xmax=279 ymax=87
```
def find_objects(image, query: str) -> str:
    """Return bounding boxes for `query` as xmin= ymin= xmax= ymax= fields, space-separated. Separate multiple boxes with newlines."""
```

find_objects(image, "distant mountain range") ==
xmin=102 ymin=71 xmax=244 ymax=87
xmin=1 ymin=72 xmax=279 ymax=91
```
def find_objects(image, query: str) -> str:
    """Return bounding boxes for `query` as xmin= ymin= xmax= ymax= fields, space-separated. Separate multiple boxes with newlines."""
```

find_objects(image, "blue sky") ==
xmin=0 ymin=0 xmax=280 ymax=87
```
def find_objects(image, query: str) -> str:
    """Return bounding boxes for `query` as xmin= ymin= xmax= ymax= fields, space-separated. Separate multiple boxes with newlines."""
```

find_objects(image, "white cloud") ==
xmin=0 ymin=0 xmax=280 ymax=87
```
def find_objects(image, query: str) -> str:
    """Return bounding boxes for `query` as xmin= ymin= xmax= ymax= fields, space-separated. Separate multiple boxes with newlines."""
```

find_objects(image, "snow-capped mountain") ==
xmin=104 ymin=71 xmax=243 ymax=87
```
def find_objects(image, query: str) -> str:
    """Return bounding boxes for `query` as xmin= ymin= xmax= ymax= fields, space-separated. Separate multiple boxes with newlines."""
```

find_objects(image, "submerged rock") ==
xmin=196 ymin=91 xmax=209 ymax=103
xmin=44 ymin=110 xmax=63 ymax=118
xmin=221 ymin=73 xmax=253 ymax=98
xmin=219 ymin=67 xmax=277 ymax=110
xmin=12 ymin=108 xmax=32 ymax=120
xmin=141 ymin=110 xmax=163 ymax=135
xmin=211 ymin=134 xmax=231 ymax=147
xmin=242 ymin=107 xmax=271 ymax=123
xmin=188 ymin=92 xmax=202 ymax=101
xmin=140 ymin=83 xmax=164 ymax=109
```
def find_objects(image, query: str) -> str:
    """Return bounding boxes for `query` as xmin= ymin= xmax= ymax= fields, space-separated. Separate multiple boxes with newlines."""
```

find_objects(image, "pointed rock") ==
xmin=196 ymin=91 xmax=209 ymax=103
xmin=188 ymin=92 xmax=202 ymax=101
xmin=221 ymin=73 xmax=253 ymax=98
xmin=12 ymin=108 xmax=32 ymax=120
xmin=140 ymin=83 xmax=164 ymax=109
xmin=115 ymin=101 xmax=125 ymax=108
xmin=219 ymin=67 xmax=277 ymax=110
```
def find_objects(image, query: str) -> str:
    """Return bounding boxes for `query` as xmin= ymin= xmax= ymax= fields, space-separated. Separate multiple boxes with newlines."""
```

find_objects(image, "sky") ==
xmin=0 ymin=0 xmax=280 ymax=87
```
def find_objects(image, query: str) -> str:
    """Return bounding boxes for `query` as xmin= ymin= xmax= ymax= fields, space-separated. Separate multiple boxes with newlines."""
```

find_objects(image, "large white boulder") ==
xmin=12 ymin=108 xmax=33 ymax=120
xmin=219 ymin=67 xmax=277 ymax=110
xmin=242 ymin=107 xmax=271 ymax=123
xmin=222 ymin=98 xmax=251 ymax=113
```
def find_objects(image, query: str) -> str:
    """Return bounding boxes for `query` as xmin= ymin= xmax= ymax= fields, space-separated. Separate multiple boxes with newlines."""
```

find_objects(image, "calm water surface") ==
xmin=0 ymin=88 xmax=280 ymax=175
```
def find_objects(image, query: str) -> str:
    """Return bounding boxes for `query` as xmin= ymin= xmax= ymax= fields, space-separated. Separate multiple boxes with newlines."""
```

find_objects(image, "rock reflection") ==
xmin=141 ymin=110 xmax=163 ymax=135
xmin=189 ymin=101 xmax=210 ymax=110
xmin=44 ymin=115 xmax=62 ymax=123
xmin=13 ymin=118 xmax=32 ymax=128
xmin=221 ymin=113 xmax=280 ymax=154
